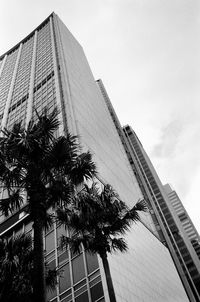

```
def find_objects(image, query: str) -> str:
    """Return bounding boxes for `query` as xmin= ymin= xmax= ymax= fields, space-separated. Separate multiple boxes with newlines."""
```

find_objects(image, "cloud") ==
xmin=150 ymin=115 xmax=200 ymax=204
xmin=152 ymin=120 xmax=183 ymax=158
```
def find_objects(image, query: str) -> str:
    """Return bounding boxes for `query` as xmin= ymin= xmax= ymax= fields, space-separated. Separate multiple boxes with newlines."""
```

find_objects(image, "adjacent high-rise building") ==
xmin=164 ymin=184 xmax=200 ymax=260
xmin=0 ymin=13 xmax=192 ymax=302
xmin=122 ymin=125 xmax=200 ymax=302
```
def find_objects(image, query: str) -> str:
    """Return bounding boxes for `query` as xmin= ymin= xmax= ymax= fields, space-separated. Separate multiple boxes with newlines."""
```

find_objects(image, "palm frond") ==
xmin=133 ymin=199 xmax=148 ymax=212
xmin=0 ymin=233 xmax=33 ymax=277
xmin=122 ymin=199 xmax=148 ymax=225
xmin=69 ymin=151 xmax=97 ymax=185
xmin=0 ymin=189 xmax=24 ymax=216
xmin=13 ymin=233 xmax=32 ymax=254
xmin=46 ymin=179 xmax=74 ymax=208
xmin=34 ymin=107 xmax=60 ymax=143
xmin=110 ymin=237 xmax=128 ymax=253
xmin=45 ymin=267 xmax=57 ymax=292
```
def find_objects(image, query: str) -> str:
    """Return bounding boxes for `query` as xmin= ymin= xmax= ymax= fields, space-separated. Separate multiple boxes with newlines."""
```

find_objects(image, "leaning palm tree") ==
xmin=0 ymin=108 xmax=96 ymax=302
xmin=57 ymin=183 xmax=147 ymax=302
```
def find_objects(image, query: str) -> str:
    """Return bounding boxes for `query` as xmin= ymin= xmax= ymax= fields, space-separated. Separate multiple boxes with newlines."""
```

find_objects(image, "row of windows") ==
xmin=10 ymin=38 xmax=34 ymax=106
xmin=35 ymin=65 xmax=54 ymax=84
xmin=179 ymin=212 xmax=188 ymax=222
xmin=0 ymin=21 xmax=54 ymax=132
xmin=6 ymin=217 xmax=104 ymax=302
xmin=7 ymin=102 xmax=27 ymax=129
xmin=0 ymin=38 xmax=33 ymax=124
xmin=0 ymin=51 xmax=18 ymax=115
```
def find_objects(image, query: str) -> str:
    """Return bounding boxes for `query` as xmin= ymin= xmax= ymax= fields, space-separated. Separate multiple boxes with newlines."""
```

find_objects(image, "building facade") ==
xmin=164 ymin=184 xmax=200 ymax=260
xmin=0 ymin=13 xmax=191 ymax=302
xmin=122 ymin=125 xmax=200 ymax=302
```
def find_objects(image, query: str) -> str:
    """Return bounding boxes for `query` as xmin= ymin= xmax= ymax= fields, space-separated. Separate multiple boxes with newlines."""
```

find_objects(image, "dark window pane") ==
xmin=60 ymin=288 xmax=71 ymax=299
xmin=57 ymin=225 xmax=67 ymax=246
xmin=71 ymin=245 xmax=82 ymax=258
xmin=48 ymin=259 xmax=56 ymax=270
xmin=89 ymin=276 xmax=101 ymax=287
xmin=75 ymin=291 xmax=89 ymax=302
xmin=74 ymin=284 xmax=87 ymax=298
xmin=74 ymin=279 xmax=86 ymax=291
xmin=46 ymin=250 xmax=55 ymax=263
xmin=85 ymin=252 xmax=99 ymax=274
xmin=59 ymin=250 xmax=69 ymax=266
xmin=89 ymin=270 xmax=100 ymax=281
xmin=179 ymin=213 xmax=188 ymax=221
xmin=72 ymin=254 xmax=85 ymax=283
xmin=61 ymin=296 xmax=72 ymax=302
xmin=59 ymin=263 xmax=71 ymax=293
xmin=45 ymin=231 xmax=55 ymax=253
xmin=25 ymin=221 xmax=33 ymax=233
xmin=90 ymin=282 xmax=104 ymax=302
xmin=47 ymin=287 xmax=57 ymax=301
xmin=46 ymin=259 xmax=57 ymax=300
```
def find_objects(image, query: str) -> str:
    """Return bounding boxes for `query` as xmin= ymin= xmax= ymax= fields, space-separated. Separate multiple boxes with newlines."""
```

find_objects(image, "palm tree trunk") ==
xmin=33 ymin=218 xmax=46 ymax=302
xmin=101 ymin=253 xmax=117 ymax=302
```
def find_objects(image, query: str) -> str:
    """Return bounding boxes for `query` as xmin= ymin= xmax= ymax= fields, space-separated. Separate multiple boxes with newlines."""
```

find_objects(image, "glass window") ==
xmin=90 ymin=282 xmax=104 ymax=302
xmin=47 ymin=287 xmax=57 ymax=301
xmin=72 ymin=254 xmax=85 ymax=283
xmin=57 ymin=224 xmax=67 ymax=246
xmin=58 ymin=250 xmax=69 ymax=266
xmin=60 ymin=288 xmax=71 ymax=300
xmin=45 ymin=231 xmax=55 ymax=253
xmin=46 ymin=260 xmax=56 ymax=301
xmin=47 ymin=259 xmax=56 ymax=271
xmin=89 ymin=276 xmax=101 ymax=288
xmin=60 ymin=294 xmax=72 ymax=302
xmin=75 ymin=291 xmax=89 ymax=302
xmin=59 ymin=263 xmax=71 ymax=293
xmin=70 ymin=248 xmax=80 ymax=259
xmin=85 ymin=252 xmax=99 ymax=274
xmin=74 ymin=279 xmax=86 ymax=291
xmin=74 ymin=282 xmax=87 ymax=298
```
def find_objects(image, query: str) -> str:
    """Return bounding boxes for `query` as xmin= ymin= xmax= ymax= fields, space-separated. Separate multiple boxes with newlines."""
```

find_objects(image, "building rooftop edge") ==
xmin=0 ymin=12 xmax=55 ymax=60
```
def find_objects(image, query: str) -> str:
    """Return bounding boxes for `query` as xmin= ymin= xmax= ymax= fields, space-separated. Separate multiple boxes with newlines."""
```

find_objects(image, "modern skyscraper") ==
xmin=164 ymin=184 xmax=200 ymax=260
xmin=122 ymin=124 xmax=200 ymax=302
xmin=0 ymin=13 xmax=191 ymax=302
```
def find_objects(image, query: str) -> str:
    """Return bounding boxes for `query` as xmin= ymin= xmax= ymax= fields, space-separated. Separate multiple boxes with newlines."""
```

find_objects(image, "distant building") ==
xmin=164 ymin=184 xmax=200 ymax=260
xmin=123 ymin=124 xmax=200 ymax=301
xmin=0 ymin=13 xmax=191 ymax=302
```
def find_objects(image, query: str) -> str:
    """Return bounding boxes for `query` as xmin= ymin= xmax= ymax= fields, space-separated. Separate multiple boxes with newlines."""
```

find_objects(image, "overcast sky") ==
xmin=1 ymin=0 xmax=200 ymax=232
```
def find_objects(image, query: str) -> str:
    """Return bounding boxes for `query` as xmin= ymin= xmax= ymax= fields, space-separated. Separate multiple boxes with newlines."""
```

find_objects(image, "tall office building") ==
xmin=0 ymin=13 xmax=191 ymax=302
xmin=122 ymin=125 xmax=200 ymax=302
xmin=164 ymin=184 xmax=200 ymax=259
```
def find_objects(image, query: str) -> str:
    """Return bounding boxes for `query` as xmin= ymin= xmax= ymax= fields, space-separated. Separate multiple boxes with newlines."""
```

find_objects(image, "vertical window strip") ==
xmin=25 ymin=30 xmax=38 ymax=127
xmin=1 ymin=43 xmax=22 ymax=131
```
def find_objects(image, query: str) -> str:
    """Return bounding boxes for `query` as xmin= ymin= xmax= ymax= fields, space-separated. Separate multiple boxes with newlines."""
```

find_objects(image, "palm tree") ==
xmin=0 ymin=109 xmax=96 ymax=302
xmin=57 ymin=183 xmax=147 ymax=302
xmin=0 ymin=233 xmax=33 ymax=302
xmin=0 ymin=233 xmax=57 ymax=302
